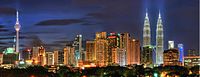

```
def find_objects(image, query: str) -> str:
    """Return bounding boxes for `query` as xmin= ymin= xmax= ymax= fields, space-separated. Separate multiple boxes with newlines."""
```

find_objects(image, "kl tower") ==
xmin=14 ymin=11 xmax=21 ymax=60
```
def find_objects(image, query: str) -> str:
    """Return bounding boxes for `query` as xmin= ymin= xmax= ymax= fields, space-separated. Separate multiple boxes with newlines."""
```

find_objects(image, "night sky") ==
xmin=0 ymin=0 xmax=199 ymax=53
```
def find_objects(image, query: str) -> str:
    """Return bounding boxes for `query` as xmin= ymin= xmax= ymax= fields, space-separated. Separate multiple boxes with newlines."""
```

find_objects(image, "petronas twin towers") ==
xmin=143 ymin=10 xmax=164 ymax=65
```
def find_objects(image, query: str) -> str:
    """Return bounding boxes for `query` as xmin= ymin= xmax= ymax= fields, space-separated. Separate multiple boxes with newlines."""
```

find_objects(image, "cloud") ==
xmin=44 ymin=44 xmax=62 ymax=47
xmin=22 ymin=30 xmax=61 ymax=35
xmin=0 ymin=25 xmax=9 ymax=32
xmin=0 ymin=7 xmax=16 ymax=15
xmin=43 ymin=43 xmax=64 ymax=51
xmin=0 ymin=35 xmax=30 ymax=40
xmin=53 ymin=40 xmax=74 ymax=45
xmin=0 ymin=36 xmax=13 ymax=40
xmin=35 ymin=19 xmax=84 ymax=26
xmin=0 ymin=42 xmax=9 ymax=45
xmin=86 ymin=12 xmax=111 ymax=19
xmin=0 ymin=25 xmax=5 ymax=28
xmin=0 ymin=28 xmax=9 ymax=32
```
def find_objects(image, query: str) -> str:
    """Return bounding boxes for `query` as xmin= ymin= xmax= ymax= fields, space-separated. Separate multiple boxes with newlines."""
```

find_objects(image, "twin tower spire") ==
xmin=143 ymin=9 xmax=164 ymax=65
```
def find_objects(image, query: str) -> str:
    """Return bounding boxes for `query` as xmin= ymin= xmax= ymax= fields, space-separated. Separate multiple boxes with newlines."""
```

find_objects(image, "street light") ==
xmin=153 ymin=73 xmax=158 ymax=77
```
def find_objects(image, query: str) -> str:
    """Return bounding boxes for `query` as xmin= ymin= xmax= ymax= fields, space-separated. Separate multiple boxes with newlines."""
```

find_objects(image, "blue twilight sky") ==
xmin=0 ymin=0 xmax=199 ymax=53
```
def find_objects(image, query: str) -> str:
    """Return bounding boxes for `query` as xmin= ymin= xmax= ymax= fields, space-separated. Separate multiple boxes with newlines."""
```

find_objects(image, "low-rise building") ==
xmin=184 ymin=56 xmax=200 ymax=67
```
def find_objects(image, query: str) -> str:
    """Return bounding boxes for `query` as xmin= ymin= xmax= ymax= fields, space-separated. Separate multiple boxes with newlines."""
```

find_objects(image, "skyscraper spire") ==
xmin=143 ymin=8 xmax=151 ymax=47
xmin=145 ymin=8 xmax=148 ymax=17
xmin=158 ymin=10 xmax=161 ymax=18
xmin=156 ymin=10 xmax=164 ymax=65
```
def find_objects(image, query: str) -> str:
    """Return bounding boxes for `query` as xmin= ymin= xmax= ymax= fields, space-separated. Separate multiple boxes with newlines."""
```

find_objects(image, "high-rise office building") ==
xmin=54 ymin=50 xmax=59 ymax=65
xmin=178 ymin=44 xmax=184 ymax=63
xmin=38 ymin=46 xmax=46 ymax=66
xmin=120 ymin=33 xmax=130 ymax=65
xmin=141 ymin=46 xmax=154 ymax=67
xmin=14 ymin=11 xmax=21 ymax=60
xmin=46 ymin=52 xmax=54 ymax=65
xmin=53 ymin=50 xmax=64 ymax=65
xmin=156 ymin=11 xmax=164 ymax=65
xmin=73 ymin=35 xmax=83 ymax=66
xmin=168 ymin=41 xmax=174 ymax=49
xmin=143 ymin=10 xmax=151 ymax=47
xmin=64 ymin=46 xmax=75 ymax=66
xmin=163 ymin=49 xmax=181 ymax=66
xmin=111 ymin=48 xmax=118 ymax=64
xmin=107 ymin=32 xmax=120 ymax=65
xmin=32 ymin=47 xmax=40 ymax=65
xmin=67 ymin=46 xmax=76 ymax=66
xmin=86 ymin=41 xmax=95 ymax=62
xmin=116 ymin=48 xmax=126 ymax=66
xmin=64 ymin=47 xmax=68 ymax=65
xmin=127 ymin=39 xmax=141 ymax=65
xmin=133 ymin=39 xmax=141 ymax=64
xmin=94 ymin=32 xmax=108 ymax=66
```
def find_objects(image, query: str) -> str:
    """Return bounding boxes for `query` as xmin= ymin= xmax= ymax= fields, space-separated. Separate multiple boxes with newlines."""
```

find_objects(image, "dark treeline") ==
xmin=0 ymin=65 xmax=199 ymax=77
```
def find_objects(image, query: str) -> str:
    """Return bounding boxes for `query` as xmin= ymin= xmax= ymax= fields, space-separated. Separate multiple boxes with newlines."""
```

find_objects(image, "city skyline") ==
xmin=0 ymin=0 xmax=198 ymax=53
xmin=0 ymin=1 xmax=199 ymax=76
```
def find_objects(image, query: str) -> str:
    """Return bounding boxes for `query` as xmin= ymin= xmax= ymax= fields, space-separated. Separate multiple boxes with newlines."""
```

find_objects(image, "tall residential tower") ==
xmin=156 ymin=11 xmax=164 ymax=65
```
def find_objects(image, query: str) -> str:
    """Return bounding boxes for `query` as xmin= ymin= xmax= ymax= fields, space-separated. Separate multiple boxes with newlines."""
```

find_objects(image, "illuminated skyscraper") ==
xmin=141 ymin=45 xmax=154 ymax=67
xmin=68 ymin=46 xmax=76 ymax=66
xmin=54 ymin=50 xmax=59 ymax=65
xmin=73 ymin=34 xmax=83 ymax=66
xmin=129 ymin=39 xmax=141 ymax=65
xmin=32 ymin=47 xmax=40 ymax=64
xmin=53 ymin=50 xmax=64 ymax=65
xmin=63 ymin=47 xmax=68 ymax=65
xmin=78 ymin=35 xmax=83 ymax=60
xmin=86 ymin=41 xmax=95 ymax=62
xmin=64 ymin=46 xmax=75 ymax=66
xmin=133 ymin=39 xmax=141 ymax=64
xmin=178 ymin=44 xmax=184 ymax=63
xmin=38 ymin=46 xmax=46 ymax=66
xmin=107 ymin=32 xmax=120 ymax=65
xmin=116 ymin=48 xmax=126 ymax=66
xmin=46 ymin=52 xmax=54 ymax=65
xmin=14 ymin=11 xmax=21 ymax=60
xmin=156 ymin=11 xmax=164 ymax=65
xmin=94 ymin=32 xmax=108 ymax=66
xmin=143 ymin=10 xmax=151 ymax=47
xmin=120 ymin=33 xmax=130 ymax=65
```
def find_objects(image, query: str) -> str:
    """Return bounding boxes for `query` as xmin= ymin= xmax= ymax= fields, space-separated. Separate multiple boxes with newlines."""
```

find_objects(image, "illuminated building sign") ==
xmin=108 ymin=36 xmax=116 ymax=38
